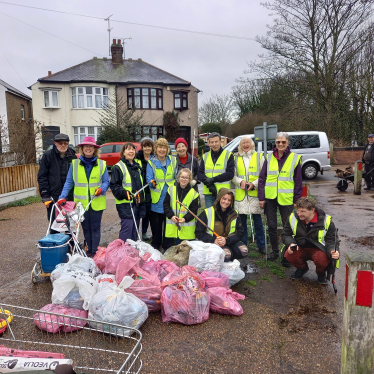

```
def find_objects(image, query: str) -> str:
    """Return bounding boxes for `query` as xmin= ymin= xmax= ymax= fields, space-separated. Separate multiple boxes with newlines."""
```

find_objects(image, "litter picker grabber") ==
xmin=132 ymin=179 xmax=157 ymax=199
xmin=123 ymin=190 xmax=142 ymax=244
xmin=331 ymin=228 xmax=340 ymax=294
xmin=176 ymin=200 xmax=220 ymax=238
xmin=191 ymin=129 xmax=196 ymax=174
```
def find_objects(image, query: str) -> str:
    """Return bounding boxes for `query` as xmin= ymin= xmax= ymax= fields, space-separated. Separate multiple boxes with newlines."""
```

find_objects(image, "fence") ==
xmin=0 ymin=164 xmax=39 ymax=195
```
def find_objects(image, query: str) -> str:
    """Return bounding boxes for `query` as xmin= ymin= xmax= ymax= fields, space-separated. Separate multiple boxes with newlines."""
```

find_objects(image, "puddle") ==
xmin=328 ymin=199 xmax=345 ymax=203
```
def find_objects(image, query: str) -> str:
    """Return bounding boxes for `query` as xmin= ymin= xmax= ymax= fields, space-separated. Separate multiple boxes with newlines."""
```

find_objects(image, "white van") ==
xmin=223 ymin=131 xmax=331 ymax=180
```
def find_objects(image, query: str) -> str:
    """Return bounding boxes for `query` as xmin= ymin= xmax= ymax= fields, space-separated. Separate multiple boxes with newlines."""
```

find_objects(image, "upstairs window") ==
xmin=127 ymin=88 xmax=163 ymax=109
xmin=21 ymin=105 xmax=25 ymax=120
xmin=174 ymin=91 xmax=188 ymax=110
xmin=43 ymin=91 xmax=59 ymax=108
xmin=71 ymin=87 xmax=109 ymax=109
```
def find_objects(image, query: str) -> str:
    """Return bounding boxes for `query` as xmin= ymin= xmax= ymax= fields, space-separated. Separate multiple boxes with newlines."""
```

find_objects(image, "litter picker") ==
xmin=191 ymin=129 xmax=196 ymax=174
xmin=124 ymin=190 xmax=142 ymax=242
xmin=176 ymin=200 xmax=220 ymax=238
xmin=132 ymin=179 xmax=157 ymax=199
xmin=331 ymin=228 xmax=340 ymax=294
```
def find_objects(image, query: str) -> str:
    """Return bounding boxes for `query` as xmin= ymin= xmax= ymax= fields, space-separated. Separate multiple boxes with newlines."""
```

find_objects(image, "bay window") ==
xmin=71 ymin=87 xmax=109 ymax=109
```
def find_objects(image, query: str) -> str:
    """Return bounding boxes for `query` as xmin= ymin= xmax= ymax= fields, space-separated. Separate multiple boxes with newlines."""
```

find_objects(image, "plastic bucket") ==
xmin=38 ymin=234 xmax=70 ymax=273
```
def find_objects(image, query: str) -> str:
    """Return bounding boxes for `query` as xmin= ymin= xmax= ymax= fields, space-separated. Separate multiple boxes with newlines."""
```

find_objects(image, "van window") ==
xmin=289 ymin=135 xmax=320 ymax=149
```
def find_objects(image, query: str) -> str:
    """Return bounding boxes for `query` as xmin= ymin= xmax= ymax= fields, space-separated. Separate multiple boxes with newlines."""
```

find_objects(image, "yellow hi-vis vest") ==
xmin=72 ymin=158 xmax=106 ymax=210
xmin=203 ymin=150 xmax=232 ymax=195
xmin=114 ymin=159 xmax=143 ymax=204
xmin=165 ymin=186 xmax=199 ymax=239
xmin=264 ymin=152 xmax=301 ymax=205
xmin=234 ymin=152 xmax=263 ymax=201
xmin=205 ymin=207 xmax=237 ymax=236
xmin=148 ymin=156 xmax=177 ymax=204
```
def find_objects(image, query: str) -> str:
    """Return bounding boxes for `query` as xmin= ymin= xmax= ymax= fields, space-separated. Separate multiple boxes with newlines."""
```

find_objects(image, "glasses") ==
xmin=276 ymin=141 xmax=287 ymax=145
xmin=56 ymin=141 xmax=69 ymax=146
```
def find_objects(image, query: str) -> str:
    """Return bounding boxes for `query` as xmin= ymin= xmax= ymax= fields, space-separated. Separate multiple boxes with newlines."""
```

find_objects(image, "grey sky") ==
xmin=0 ymin=0 xmax=270 ymax=106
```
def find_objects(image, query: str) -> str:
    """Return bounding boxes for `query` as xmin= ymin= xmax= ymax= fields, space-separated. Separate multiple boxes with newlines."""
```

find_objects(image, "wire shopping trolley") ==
xmin=0 ymin=303 xmax=143 ymax=373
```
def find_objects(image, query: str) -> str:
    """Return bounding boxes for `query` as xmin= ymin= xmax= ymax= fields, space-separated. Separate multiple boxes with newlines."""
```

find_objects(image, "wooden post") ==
xmin=353 ymin=161 xmax=362 ymax=195
xmin=341 ymin=253 xmax=374 ymax=374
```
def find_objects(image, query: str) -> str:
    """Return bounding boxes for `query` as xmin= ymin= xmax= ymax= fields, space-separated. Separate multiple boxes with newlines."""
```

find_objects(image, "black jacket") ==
xmin=362 ymin=143 xmax=374 ymax=164
xmin=38 ymin=145 xmax=76 ymax=201
xmin=110 ymin=158 xmax=145 ymax=219
xmin=163 ymin=182 xmax=199 ymax=222
xmin=197 ymin=147 xmax=235 ymax=185
xmin=175 ymin=153 xmax=199 ymax=180
xmin=136 ymin=150 xmax=152 ymax=203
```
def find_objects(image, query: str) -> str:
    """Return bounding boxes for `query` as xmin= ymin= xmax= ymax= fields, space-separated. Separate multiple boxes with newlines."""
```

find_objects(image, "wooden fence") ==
xmin=0 ymin=164 xmax=39 ymax=195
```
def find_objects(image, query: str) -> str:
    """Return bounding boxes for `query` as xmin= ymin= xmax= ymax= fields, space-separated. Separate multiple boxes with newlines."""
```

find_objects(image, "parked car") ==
xmin=99 ymin=142 xmax=141 ymax=169
xmin=168 ymin=142 xmax=178 ymax=156
xmin=223 ymin=131 xmax=331 ymax=180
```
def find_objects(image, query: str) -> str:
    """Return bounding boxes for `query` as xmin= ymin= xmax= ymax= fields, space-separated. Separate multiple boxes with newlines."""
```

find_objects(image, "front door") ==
xmin=177 ymin=126 xmax=191 ymax=152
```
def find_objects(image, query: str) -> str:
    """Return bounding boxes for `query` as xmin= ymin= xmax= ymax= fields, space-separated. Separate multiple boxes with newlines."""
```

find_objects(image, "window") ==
xmin=127 ymin=88 xmax=163 ymax=109
xmin=21 ymin=105 xmax=25 ymax=120
xmin=174 ymin=91 xmax=188 ymax=110
xmin=100 ymin=145 xmax=114 ymax=154
xmin=73 ymin=126 xmax=102 ymax=145
xmin=71 ymin=87 xmax=109 ymax=109
xmin=134 ymin=126 xmax=163 ymax=142
xmin=43 ymin=91 xmax=59 ymax=108
xmin=289 ymin=135 xmax=320 ymax=149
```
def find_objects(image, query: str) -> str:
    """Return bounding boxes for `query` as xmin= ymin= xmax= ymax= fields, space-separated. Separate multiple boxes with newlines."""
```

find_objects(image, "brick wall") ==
xmin=333 ymin=147 xmax=365 ymax=165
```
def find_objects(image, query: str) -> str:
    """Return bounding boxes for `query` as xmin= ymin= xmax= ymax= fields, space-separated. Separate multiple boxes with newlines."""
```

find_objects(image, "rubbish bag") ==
xmin=67 ymin=254 xmax=101 ymax=277
xmin=104 ymin=239 xmax=139 ymax=274
xmin=88 ymin=284 xmax=148 ymax=337
xmin=52 ymin=270 xmax=98 ymax=310
xmin=161 ymin=265 xmax=204 ymax=290
xmin=200 ymin=271 xmax=230 ymax=289
xmin=161 ymin=284 xmax=210 ymax=325
xmin=207 ymin=287 xmax=245 ymax=316
xmin=115 ymin=256 xmax=144 ymax=285
xmin=141 ymin=260 xmax=180 ymax=282
xmin=163 ymin=241 xmax=192 ymax=267
xmin=50 ymin=263 xmax=65 ymax=283
xmin=220 ymin=259 xmax=245 ymax=287
xmin=33 ymin=304 xmax=88 ymax=333
xmin=93 ymin=246 xmax=106 ymax=272
xmin=96 ymin=274 xmax=117 ymax=292
xmin=126 ymin=239 xmax=163 ymax=262
xmin=186 ymin=241 xmax=225 ymax=272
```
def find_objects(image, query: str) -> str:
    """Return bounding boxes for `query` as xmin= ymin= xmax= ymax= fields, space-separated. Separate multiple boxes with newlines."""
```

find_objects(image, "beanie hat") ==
xmin=175 ymin=138 xmax=188 ymax=149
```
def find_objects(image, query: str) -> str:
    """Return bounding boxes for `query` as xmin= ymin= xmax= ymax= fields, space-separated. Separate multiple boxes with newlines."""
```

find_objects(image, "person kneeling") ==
xmin=196 ymin=188 xmax=248 ymax=262
xmin=281 ymin=197 xmax=339 ymax=285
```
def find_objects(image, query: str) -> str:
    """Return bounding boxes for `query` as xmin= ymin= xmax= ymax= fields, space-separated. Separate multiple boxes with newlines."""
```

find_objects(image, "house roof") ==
xmin=35 ymin=58 xmax=191 ymax=86
xmin=0 ymin=79 xmax=31 ymax=100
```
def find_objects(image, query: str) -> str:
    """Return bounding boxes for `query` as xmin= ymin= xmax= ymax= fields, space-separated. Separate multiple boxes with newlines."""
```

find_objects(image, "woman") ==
xmin=258 ymin=131 xmax=302 ymax=261
xmin=147 ymin=138 xmax=177 ymax=252
xmin=232 ymin=136 xmax=266 ymax=253
xmin=58 ymin=136 xmax=109 ymax=257
xmin=195 ymin=188 xmax=248 ymax=262
xmin=163 ymin=168 xmax=200 ymax=248
xmin=174 ymin=138 xmax=199 ymax=190
xmin=136 ymin=137 xmax=154 ymax=241
xmin=110 ymin=143 xmax=146 ymax=243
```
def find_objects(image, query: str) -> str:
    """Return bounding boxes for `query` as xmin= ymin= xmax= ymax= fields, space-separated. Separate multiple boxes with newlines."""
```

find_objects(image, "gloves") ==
xmin=94 ymin=188 xmax=102 ymax=197
xmin=208 ymin=185 xmax=217 ymax=197
xmin=149 ymin=179 xmax=157 ymax=188
xmin=42 ymin=197 xmax=52 ymax=207
xmin=57 ymin=198 xmax=66 ymax=207
xmin=191 ymin=179 xmax=197 ymax=187
xmin=205 ymin=178 xmax=214 ymax=187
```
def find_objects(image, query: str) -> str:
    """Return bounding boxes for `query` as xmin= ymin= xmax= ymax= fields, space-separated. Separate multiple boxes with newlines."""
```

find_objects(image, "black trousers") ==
xmin=149 ymin=211 xmax=174 ymax=251
xmin=264 ymin=198 xmax=294 ymax=252
xmin=364 ymin=163 xmax=374 ymax=188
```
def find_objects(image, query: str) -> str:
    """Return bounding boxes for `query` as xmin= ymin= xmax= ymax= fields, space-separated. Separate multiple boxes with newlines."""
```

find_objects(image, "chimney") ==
xmin=111 ymin=39 xmax=123 ymax=64
xmin=48 ymin=71 xmax=52 ymax=76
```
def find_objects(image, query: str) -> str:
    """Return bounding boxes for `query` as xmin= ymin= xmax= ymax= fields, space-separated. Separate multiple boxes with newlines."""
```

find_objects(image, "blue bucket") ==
xmin=38 ymin=233 xmax=70 ymax=273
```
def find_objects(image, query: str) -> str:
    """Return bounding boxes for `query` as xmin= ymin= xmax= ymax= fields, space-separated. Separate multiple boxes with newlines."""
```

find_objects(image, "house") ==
xmin=0 ymin=79 xmax=33 ymax=162
xmin=30 ymin=39 xmax=199 ymax=153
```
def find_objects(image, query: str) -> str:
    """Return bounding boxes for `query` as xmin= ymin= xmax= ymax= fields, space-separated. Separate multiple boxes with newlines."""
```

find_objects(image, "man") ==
xmin=281 ymin=197 xmax=339 ymax=285
xmin=38 ymin=134 xmax=76 ymax=229
xmin=197 ymin=132 xmax=235 ymax=208
xmin=362 ymin=133 xmax=374 ymax=191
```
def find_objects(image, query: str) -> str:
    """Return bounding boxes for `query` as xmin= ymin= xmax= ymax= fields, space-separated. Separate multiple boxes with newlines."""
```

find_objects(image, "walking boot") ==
xmin=267 ymin=251 xmax=279 ymax=261
xmin=317 ymin=276 xmax=328 ymax=285
xmin=258 ymin=247 xmax=266 ymax=255
xmin=291 ymin=268 xmax=308 ymax=280
xmin=281 ymin=257 xmax=291 ymax=268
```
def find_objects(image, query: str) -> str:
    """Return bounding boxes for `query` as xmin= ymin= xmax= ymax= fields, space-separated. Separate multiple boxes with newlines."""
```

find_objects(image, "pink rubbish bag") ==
xmin=0 ymin=345 xmax=65 ymax=359
xmin=207 ymin=287 xmax=245 ymax=316
xmin=116 ymin=256 xmax=145 ymax=285
xmin=33 ymin=304 xmax=88 ymax=333
xmin=141 ymin=260 xmax=179 ymax=282
xmin=104 ymin=239 xmax=139 ymax=274
xmin=161 ymin=284 xmax=210 ymax=325
xmin=161 ymin=265 xmax=204 ymax=290
xmin=200 ymin=271 xmax=230 ymax=289
xmin=93 ymin=246 xmax=106 ymax=271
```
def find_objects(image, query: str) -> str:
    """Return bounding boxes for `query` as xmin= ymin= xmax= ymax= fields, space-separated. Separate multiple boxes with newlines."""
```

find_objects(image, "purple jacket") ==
xmin=258 ymin=146 xmax=302 ymax=203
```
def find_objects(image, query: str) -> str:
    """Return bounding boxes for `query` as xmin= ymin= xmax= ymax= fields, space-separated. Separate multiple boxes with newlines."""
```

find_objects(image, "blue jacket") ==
xmin=59 ymin=156 xmax=110 ymax=200
xmin=147 ymin=155 xmax=172 ymax=214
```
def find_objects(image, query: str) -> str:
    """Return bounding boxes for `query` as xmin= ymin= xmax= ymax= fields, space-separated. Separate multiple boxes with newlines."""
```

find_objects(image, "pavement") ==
xmin=0 ymin=168 xmax=372 ymax=373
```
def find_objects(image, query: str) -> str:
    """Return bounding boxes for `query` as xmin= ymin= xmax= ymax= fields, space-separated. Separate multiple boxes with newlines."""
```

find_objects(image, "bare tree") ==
xmin=198 ymin=94 xmax=235 ymax=128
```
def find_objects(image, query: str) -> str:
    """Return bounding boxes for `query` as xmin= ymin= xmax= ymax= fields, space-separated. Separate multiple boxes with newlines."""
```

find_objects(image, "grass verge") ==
xmin=0 ymin=196 xmax=42 ymax=211
xmin=255 ymin=259 xmax=286 ymax=279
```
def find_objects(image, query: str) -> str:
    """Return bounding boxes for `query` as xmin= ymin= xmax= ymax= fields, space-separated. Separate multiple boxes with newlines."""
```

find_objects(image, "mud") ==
xmin=349 ymin=236 xmax=373 ymax=247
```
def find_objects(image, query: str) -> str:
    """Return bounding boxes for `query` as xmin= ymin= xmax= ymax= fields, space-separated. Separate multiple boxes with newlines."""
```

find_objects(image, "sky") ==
xmin=0 ymin=0 xmax=271 ymax=105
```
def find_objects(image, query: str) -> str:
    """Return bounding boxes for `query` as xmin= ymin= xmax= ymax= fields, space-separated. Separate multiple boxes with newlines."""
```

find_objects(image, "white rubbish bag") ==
xmin=96 ymin=274 xmax=117 ymax=292
xmin=126 ymin=239 xmax=163 ymax=261
xmin=186 ymin=240 xmax=225 ymax=272
xmin=220 ymin=259 xmax=245 ymax=286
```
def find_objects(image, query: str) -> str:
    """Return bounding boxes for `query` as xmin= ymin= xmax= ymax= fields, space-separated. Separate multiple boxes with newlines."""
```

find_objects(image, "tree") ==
xmin=200 ymin=122 xmax=222 ymax=134
xmin=198 ymin=94 xmax=235 ymax=128
xmin=96 ymin=93 xmax=145 ymax=144
xmin=163 ymin=111 xmax=181 ymax=142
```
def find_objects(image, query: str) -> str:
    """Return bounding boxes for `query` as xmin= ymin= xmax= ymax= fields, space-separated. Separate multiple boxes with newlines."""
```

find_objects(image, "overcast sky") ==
xmin=0 ymin=0 xmax=270 ymax=106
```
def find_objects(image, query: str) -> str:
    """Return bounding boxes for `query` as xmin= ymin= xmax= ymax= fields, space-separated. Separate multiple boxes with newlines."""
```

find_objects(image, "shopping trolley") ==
xmin=0 ymin=303 xmax=143 ymax=373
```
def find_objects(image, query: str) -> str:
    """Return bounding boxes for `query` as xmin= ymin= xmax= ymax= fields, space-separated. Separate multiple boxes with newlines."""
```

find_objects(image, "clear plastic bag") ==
xmin=141 ymin=260 xmax=180 ymax=282
xmin=186 ymin=241 xmax=225 ymax=272
xmin=50 ymin=263 xmax=65 ymax=283
xmin=67 ymin=254 xmax=101 ymax=277
xmin=163 ymin=241 xmax=192 ymax=267
xmin=200 ymin=271 xmax=230 ymax=289
xmin=207 ymin=287 xmax=245 ymax=316
xmin=126 ymin=239 xmax=163 ymax=262
xmin=220 ymin=259 xmax=245 ymax=286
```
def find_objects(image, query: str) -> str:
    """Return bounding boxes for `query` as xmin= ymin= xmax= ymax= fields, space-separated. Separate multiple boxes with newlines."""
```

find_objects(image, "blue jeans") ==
xmin=204 ymin=194 xmax=216 ymax=209
xmin=81 ymin=208 xmax=103 ymax=256
xmin=239 ymin=213 xmax=265 ymax=249
xmin=120 ymin=217 xmax=141 ymax=243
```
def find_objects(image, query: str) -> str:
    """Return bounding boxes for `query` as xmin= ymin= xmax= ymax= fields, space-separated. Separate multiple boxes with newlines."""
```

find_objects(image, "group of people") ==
xmin=38 ymin=131 xmax=339 ymax=284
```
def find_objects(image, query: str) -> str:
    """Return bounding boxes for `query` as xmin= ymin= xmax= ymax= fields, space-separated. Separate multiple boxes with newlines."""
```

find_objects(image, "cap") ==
xmin=368 ymin=134 xmax=374 ymax=138
xmin=77 ymin=136 xmax=101 ymax=148
xmin=54 ymin=133 xmax=69 ymax=142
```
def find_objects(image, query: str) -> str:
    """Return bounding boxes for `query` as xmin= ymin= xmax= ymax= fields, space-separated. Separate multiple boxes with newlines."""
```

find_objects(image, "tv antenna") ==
xmin=113 ymin=37 xmax=132 ymax=59
xmin=105 ymin=15 xmax=113 ymax=56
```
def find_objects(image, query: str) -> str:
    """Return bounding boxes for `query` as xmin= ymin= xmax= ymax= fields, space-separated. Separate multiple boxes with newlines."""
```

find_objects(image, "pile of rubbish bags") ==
xmin=34 ymin=238 xmax=246 ymax=336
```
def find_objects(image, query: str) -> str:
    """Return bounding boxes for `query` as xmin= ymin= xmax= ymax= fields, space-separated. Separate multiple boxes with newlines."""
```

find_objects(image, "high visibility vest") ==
xmin=234 ymin=152 xmax=263 ymax=201
xmin=203 ymin=150 xmax=232 ymax=195
xmin=148 ymin=156 xmax=177 ymax=204
xmin=264 ymin=152 xmax=301 ymax=206
xmin=165 ymin=186 xmax=199 ymax=239
xmin=205 ymin=207 xmax=237 ymax=236
xmin=72 ymin=158 xmax=106 ymax=210
xmin=114 ymin=159 xmax=143 ymax=205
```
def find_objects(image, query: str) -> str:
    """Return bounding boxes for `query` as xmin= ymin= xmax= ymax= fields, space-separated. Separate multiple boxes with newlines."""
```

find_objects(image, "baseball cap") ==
xmin=54 ymin=133 xmax=70 ymax=142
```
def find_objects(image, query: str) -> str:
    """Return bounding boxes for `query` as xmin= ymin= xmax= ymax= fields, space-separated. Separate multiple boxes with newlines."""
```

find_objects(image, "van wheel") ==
xmin=302 ymin=164 xmax=318 ymax=180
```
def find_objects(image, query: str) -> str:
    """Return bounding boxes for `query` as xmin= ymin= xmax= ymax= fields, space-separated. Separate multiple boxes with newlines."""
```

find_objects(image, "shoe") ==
xmin=291 ymin=268 xmax=308 ymax=279
xmin=281 ymin=257 xmax=291 ymax=268
xmin=267 ymin=251 xmax=279 ymax=261
xmin=258 ymin=247 xmax=266 ymax=255
xmin=317 ymin=276 xmax=328 ymax=285
xmin=142 ymin=233 xmax=151 ymax=241
xmin=364 ymin=187 xmax=371 ymax=190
